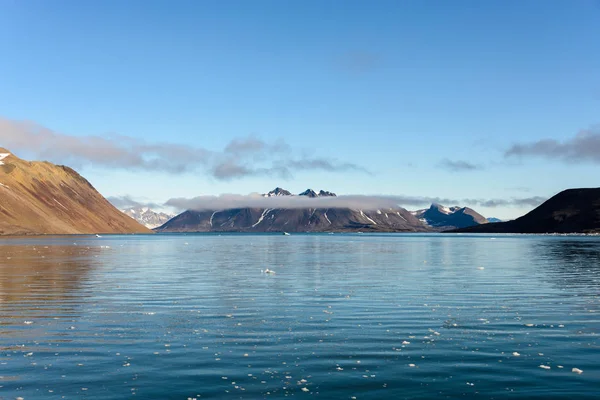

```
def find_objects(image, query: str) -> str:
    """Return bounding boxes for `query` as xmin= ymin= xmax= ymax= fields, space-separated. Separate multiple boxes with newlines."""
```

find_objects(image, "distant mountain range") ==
xmin=122 ymin=207 xmax=174 ymax=229
xmin=450 ymin=188 xmax=600 ymax=234
xmin=10 ymin=146 xmax=574 ymax=236
xmin=0 ymin=148 xmax=152 ymax=235
xmin=156 ymin=188 xmax=491 ymax=233
xmin=411 ymin=204 xmax=488 ymax=230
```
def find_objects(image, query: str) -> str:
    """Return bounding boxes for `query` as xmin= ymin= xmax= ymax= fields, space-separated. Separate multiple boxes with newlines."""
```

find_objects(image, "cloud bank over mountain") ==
xmin=165 ymin=192 xmax=547 ymax=212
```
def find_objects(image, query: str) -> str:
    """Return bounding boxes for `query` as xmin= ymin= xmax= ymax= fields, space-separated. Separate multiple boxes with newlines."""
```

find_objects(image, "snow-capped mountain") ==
xmin=263 ymin=187 xmax=292 ymax=197
xmin=122 ymin=207 xmax=175 ymax=229
xmin=411 ymin=203 xmax=488 ymax=230
xmin=156 ymin=187 xmax=427 ymax=233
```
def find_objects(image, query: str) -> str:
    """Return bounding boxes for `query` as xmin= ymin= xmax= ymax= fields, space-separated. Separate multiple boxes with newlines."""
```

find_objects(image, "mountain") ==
xmin=122 ymin=207 xmax=174 ymax=229
xmin=264 ymin=187 xmax=292 ymax=197
xmin=156 ymin=188 xmax=429 ymax=233
xmin=487 ymin=217 xmax=503 ymax=223
xmin=0 ymin=149 xmax=152 ymax=235
xmin=411 ymin=203 xmax=488 ymax=230
xmin=450 ymin=188 xmax=600 ymax=234
xmin=299 ymin=189 xmax=318 ymax=197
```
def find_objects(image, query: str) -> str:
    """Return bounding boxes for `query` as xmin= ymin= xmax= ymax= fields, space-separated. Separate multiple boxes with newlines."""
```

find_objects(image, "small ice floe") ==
xmin=525 ymin=323 xmax=535 ymax=327
xmin=477 ymin=266 xmax=485 ymax=270
xmin=408 ymin=363 xmax=416 ymax=368
xmin=24 ymin=321 xmax=33 ymax=325
xmin=262 ymin=268 xmax=276 ymax=274
xmin=572 ymin=368 xmax=583 ymax=374
xmin=402 ymin=341 xmax=410 ymax=345
xmin=95 ymin=234 xmax=102 ymax=238
xmin=539 ymin=365 xmax=551 ymax=370
xmin=301 ymin=388 xmax=309 ymax=392
xmin=512 ymin=352 xmax=520 ymax=356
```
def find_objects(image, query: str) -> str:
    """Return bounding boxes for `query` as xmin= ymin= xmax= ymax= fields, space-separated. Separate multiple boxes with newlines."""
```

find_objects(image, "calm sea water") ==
xmin=1 ymin=233 xmax=599 ymax=399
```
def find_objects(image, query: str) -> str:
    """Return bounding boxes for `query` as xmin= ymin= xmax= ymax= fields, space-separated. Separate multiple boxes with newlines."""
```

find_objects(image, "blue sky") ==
xmin=1 ymin=0 xmax=599 ymax=219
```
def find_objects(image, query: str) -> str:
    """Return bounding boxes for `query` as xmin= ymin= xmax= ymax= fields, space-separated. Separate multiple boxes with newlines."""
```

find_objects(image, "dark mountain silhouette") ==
xmin=450 ymin=188 xmax=600 ymax=234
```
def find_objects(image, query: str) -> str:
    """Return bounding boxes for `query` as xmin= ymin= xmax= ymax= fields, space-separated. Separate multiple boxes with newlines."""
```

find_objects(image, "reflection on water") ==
xmin=532 ymin=239 xmax=600 ymax=289
xmin=0 ymin=234 xmax=599 ymax=399
xmin=0 ymin=244 xmax=94 ymax=306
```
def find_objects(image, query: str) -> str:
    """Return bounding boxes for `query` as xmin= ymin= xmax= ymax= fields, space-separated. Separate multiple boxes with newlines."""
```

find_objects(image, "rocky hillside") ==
xmin=450 ymin=188 xmax=600 ymax=234
xmin=156 ymin=188 xmax=429 ymax=233
xmin=412 ymin=204 xmax=488 ymax=230
xmin=0 ymin=149 xmax=152 ymax=235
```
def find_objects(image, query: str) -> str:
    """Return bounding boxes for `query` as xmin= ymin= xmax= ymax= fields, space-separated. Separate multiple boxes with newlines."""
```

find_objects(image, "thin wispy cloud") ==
xmin=506 ymin=186 xmax=532 ymax=193
xmin=223 ymin=136 xmax=291 ymax=160
xmin=0 ymin=117 xmax=369 ymax=180
xmin=287 ymin=159 xmax=372 ymax=174
xmin=472 ymin=196 xmax=547 ymax=208
xmin=438 ymin=159 xmax=484 ymax=172
xmin=505 ymin=126 xmax=600 ymax=164
xmin=165 ymin=193 xmax=547 ymax=212
xmin=107 ymin=195 xmax=162 ymax=210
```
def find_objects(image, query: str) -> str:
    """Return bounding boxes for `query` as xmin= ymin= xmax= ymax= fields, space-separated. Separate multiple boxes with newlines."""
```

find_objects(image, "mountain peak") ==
xmin=319 ymin=190 xmax=337 ymax=197
xmin=416 ymin=203 xmax=487 ymax=229
xmin=299 ymin=189 xmax=318 ymax=197
xmin=265 ymin=187 xmax=292 ymax=197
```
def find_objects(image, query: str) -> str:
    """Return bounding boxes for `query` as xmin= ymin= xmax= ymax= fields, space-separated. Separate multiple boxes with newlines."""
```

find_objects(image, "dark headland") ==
xmin=448 ymin=188 xmax=600 ymax=234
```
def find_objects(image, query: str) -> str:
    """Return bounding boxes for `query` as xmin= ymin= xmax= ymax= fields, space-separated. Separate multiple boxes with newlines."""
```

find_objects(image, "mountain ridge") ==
xmin=0 ymin=149 xmax=152 ymax=235
xmin=156 ymin=188 xmax=488 ymax=233
xmin=449 ymin=188 xmax=600 ymax=234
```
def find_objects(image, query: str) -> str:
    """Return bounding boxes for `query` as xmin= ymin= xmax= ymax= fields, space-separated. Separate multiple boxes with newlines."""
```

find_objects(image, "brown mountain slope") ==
xmin=0 ymin=148 xmax=152 ymax=235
